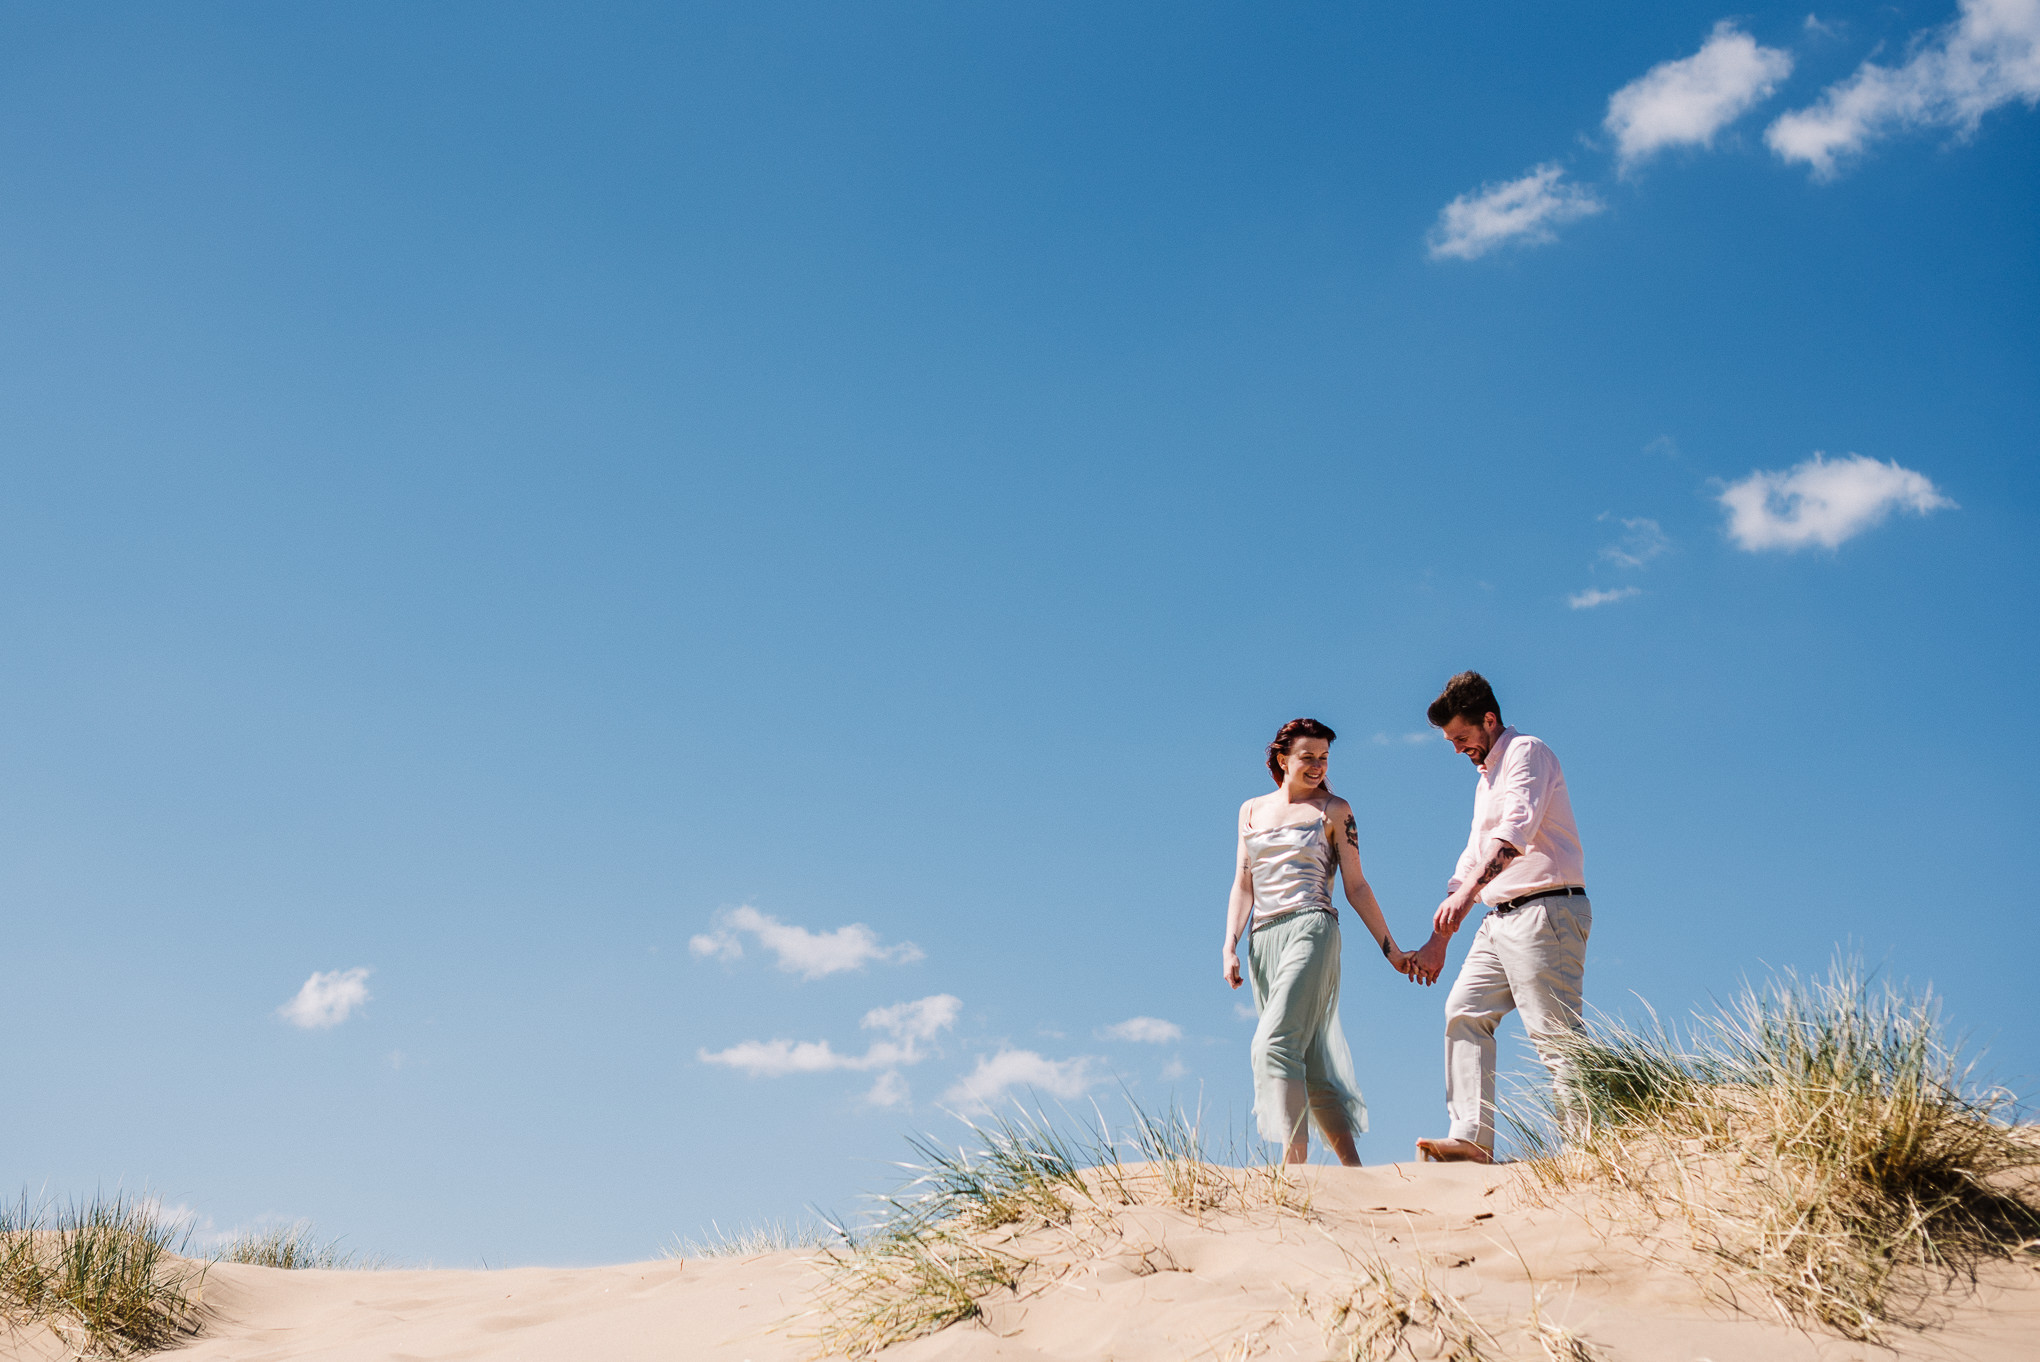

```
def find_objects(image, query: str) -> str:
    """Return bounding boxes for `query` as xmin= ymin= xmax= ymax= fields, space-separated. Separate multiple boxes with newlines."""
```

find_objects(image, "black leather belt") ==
xmin=1492 ymin=885 xmax=1587 ymax=914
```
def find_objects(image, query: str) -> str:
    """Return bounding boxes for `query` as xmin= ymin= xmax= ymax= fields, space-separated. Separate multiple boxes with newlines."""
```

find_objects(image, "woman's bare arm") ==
xmin=1329 ymin=800 xmax=1410 ymax=971
xmin=1223 ymin=803 xmax=1255 ymax=989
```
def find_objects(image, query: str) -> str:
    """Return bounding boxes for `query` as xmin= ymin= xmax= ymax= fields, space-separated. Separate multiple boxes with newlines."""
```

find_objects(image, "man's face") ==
xmin=1440 ymin=713 xmax=1502 ymax=767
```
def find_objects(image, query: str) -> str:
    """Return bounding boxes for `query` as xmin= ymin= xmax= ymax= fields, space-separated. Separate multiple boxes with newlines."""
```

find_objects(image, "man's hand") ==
xmin=1433 ymin=839 xmax=1520 ymax=936
xmin=1408 ymin=934 xmax=1449 ymax=986
xmin=1433 ymin=890 xmax=1478 ymax=938
xmin=1223 ymin=950 xmax=1243 ymax=990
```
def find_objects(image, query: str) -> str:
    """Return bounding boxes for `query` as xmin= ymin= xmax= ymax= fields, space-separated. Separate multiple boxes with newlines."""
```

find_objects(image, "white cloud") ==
xmin=1100 ymin=1016 xmax=1183 ymax=1044
xmin=1160 ymin=1058 xmax=1189 ymax=1081
xmin=1427 ymin=164 xmax=1603 ymax=261
xmin=1568 ymin=586 xmax=1643 ymax=610
xmin=697 ymin=1037 xmax=907 ymax=1076
xmin=689 ymin=905 xmax=922 ymax=980
xmin=277 ymin=968 xmax=371 ymax=1030
xmin=1234 ymin=1001 xmax=1258 ymax=1021
xmin=865 ymin=1071 xmax=910 ymax=1107
xmin=698 ymin=993 xmax=960 ymax=1079
xmin=1371 ymin=730 xmax=1436 ymax=746
xmin=1767 ymin=0 xmax=2040 ymax=177
xmin=1599 ymin=516 xmax=1670 ymax=568
xmin=687 ymin=932 xmax=741 ymax=962
xmin=863 ymin=993 xmax=962 ymax=1043
xmin=1718 ymin=452 xmax=1955 ymax=551
xmin=941 ymin=1049 xmax=1099 ymax=1111
xmin=1606 ymin=22 xmax=1794 ymax=169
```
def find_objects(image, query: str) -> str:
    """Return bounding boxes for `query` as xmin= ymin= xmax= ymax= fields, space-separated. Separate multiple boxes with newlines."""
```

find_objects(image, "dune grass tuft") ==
xmin=1529 ymin=1316 xmax=1599 ymax=1362
xmin=1310 ymin=1254 xmax=1492 ymax=1362
xmin=808 ymin=1099 xmax=1308 ymax=1357
xmin=664 ymin=1219 xmax=834 ymax=1260
xmin=1512 ymin=954 xmax=2040 ymax=1340
xmin=215 ymin=1221 xmax=375 ymax=1270
xmin=0 ymin=1192 xmax=203 ymax=1357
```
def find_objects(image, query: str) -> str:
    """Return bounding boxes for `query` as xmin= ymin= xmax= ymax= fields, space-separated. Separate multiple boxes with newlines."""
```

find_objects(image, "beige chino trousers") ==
xmin=1443 ymin=895 xmax=1591 ymax=1149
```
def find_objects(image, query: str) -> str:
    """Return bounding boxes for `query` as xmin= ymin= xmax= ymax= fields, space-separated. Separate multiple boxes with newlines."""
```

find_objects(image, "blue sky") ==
xmin=0 ymin=1 xmax=2034 ymax=1266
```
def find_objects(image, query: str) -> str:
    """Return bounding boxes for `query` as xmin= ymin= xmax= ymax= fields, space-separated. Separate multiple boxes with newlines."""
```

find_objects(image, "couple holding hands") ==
xmin=1221 ymin=671 xmax=1592 ymax=1165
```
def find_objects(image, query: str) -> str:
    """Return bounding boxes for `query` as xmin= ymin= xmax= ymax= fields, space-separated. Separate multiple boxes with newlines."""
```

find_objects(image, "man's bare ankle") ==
xmin=1415 ymin=1136 xmax=1493 ymax=1164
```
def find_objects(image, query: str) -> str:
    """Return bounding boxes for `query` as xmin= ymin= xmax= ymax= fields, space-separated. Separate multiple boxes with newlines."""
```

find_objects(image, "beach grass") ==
xmin=1511 ymin=954 xmax=2040 ymax=1340
xmin=808 ymin=1099 xmax=1309 ymax=1358
xmin=664 ymin=1219 xmax=835 ymax=1260
xmin=1308 ymin=1253 xmax=1494 ymax=1362
xmin=215 ymin=1221 xmax=378 ymax=1270
xmin=0 ymin=1192 xmax=203 ymax=1357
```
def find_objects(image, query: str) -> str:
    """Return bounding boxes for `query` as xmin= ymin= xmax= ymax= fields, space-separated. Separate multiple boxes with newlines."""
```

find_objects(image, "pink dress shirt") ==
xmin=1446 ymin=728 xmax=1586 ymax=906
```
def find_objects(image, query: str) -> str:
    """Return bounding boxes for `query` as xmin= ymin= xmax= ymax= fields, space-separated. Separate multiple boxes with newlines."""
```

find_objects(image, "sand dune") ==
xmin=10 ymin=1161 xmax=2032 ymax=1362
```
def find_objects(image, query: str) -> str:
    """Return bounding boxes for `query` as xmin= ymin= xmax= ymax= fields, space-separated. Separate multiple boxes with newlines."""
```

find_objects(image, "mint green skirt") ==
xmin=1248 ymin=910 xmax=1369 ymax=1147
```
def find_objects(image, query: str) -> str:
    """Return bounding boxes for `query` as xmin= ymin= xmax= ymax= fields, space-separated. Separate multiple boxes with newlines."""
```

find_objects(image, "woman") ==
xmin=1223 ymin=718 xmax=1410 ymax=1165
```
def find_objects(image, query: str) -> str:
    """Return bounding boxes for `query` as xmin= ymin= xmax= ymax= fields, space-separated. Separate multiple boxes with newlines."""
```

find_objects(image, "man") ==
xmin=1406 ymin=671 xmax=1590 ymax=1164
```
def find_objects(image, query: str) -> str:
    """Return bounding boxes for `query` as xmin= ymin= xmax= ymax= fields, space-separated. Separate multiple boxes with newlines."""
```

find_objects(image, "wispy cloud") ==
xmin=277 ymin=968 xmax=371 ymax=1029
xmin=1767 ymin=0 xmax=2040 ymax=177
xmin=1567 ymin=586 xmax=1643 ymax=610
xmin=865 ymin=1071 xmax=910 ymax=1107
xmin=942 ymin=1049 xmax=1099 ymax=1112
xmin=1427 ymin=164 xmax=1603 ymax=261
xmin=1599 ymin=515 xmax=1670 ymax=568
xmin=696 ymin=1038 xmax=887 ymax=1076
xmin=1371 ymin=730 xmax=1436 ymax=746
xmin=863 ymin=994 xmax=962 ymax=1043
xmin=688 ymin=905 xmax=923 ymax=980
xmin=1606 ymin=21 xmax=1794 ymax=170
xmin=1719 ymin=452 xmax=1955 ymax=551
xmin=696 ymin=993 xmax=961 ymax=1078
xmin=1100 ymin=1016 xmax=1182 ymax=1044
xmin=1160 ymin=1058 xmax=1189 ymax=1081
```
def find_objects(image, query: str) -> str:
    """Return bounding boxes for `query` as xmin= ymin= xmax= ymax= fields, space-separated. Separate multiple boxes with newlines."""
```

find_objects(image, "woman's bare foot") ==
xmin=1415 ymin=1137 xmax=1492 ymax=1163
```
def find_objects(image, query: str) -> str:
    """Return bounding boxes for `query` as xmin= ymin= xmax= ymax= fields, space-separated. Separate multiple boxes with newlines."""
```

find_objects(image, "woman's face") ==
xmin=1283 ymin=738 xmax=1330 ymax=787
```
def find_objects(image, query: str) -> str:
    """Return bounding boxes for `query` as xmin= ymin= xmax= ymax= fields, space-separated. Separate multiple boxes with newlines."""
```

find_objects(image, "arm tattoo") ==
xmin=1342 ymin=813 xmax=1358 ymax=850
xmin=1471 ymin=843 xmax=1520 ymax=889
xmin=1379 ymin=936 xmax=1394 ymax=960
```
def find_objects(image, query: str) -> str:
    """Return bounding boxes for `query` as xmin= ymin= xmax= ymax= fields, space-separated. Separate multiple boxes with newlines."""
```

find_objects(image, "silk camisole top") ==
xmin=1245 ymin=808 xmax=1336 ymax=924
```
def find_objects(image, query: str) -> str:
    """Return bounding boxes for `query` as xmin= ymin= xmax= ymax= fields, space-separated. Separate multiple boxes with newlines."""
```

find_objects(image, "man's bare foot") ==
xmin=1415 ymin=1137 xmax=1493 ymax=1164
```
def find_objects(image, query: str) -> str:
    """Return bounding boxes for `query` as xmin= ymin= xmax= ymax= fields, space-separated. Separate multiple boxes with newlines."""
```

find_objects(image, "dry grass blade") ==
xmin=1509 ymin=953 xmax=2040 ymax=1341
xmin=1529 ymin=1316 xmax=1599 ymax=1362
xmin=0 ymin=1191 xmax=203 ymax=1357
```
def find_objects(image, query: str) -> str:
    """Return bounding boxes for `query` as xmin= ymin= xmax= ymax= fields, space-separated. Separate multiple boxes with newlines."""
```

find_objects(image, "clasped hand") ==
xmin=1392 ymin=889 xmax=1474 ymax=986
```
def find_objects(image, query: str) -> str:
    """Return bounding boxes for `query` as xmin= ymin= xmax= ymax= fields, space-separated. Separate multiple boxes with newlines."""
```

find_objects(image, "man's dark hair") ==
xmin=1427 ymin=671 xmax=1501 ymax=729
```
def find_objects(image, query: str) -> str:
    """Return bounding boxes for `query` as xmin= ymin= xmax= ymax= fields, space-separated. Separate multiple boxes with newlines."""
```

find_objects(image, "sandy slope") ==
xmin=6 ymin=1162 xmax=2035 ymax=1361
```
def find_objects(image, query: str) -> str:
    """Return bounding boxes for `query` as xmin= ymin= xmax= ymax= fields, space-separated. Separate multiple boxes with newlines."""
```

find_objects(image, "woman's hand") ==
xmin=1223 ymin=950 xmax=1243 ymax=990
xmin=1385 ymin=945 xmax=1414 ymax=976
xmin=1406 ymin=933 xmax=1450 ymax=986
